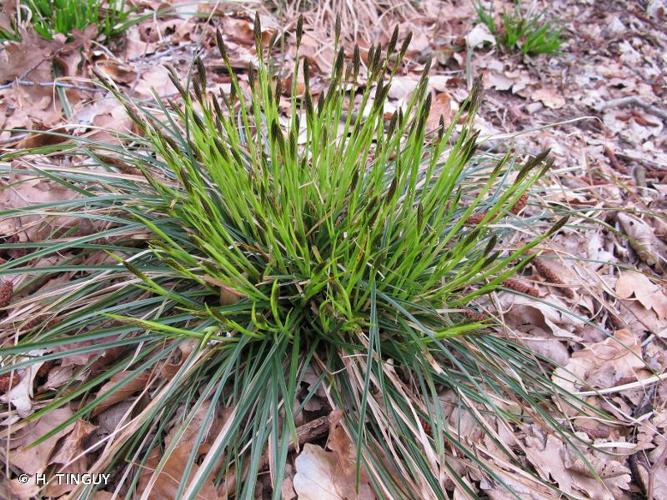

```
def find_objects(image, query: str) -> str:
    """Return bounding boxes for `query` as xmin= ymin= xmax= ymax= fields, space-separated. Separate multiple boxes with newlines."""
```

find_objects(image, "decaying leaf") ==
xmin=137 ymin=445 xmax=219 ymax=500
xmin=615 ymin=270 xmax=667 ymax=320
xmin=524 ymin=427 xmax=631 ymax=499
xmin=552 ymin=329 xmax=645 ymax=394
xmin=294 ymin=413 xmax=374 ymax=500
xmin=466 ymin=23 xmax=495 ymax=49
xmin=91 ymin=370 xmax=152 ymax=416
xmin=0 ymin=350 xmax=48 ymax=418
xmin=9 ymin=407 xmax=75 ymax=475
xmin=617 ymin=213 xmax=664 ymax=268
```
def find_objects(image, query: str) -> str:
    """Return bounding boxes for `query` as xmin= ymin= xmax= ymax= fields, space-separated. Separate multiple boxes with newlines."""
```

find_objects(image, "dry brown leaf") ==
xmin=0 ymin=0 xmax=16 ymax=32
xmin=0 ymin=370 xmax=20 ymax=393
xmin=90 ymin=492 xmax=115 ymax=500
xmin=562 ymin=437 xmax=631 ymax=499
xmin=50 ymin=419 xmax=97 ymax=466
xmin=617 ymin=213 xmax=664 ymax=267
xmin=0 ymin=29 xmax=65 ymax=82
xmin=426 ymin=92 xmax=453 ymax=131
xmin=43 ymin=365 xmax=76 ymax=390
xmin=293 ymin=443 xmax=374 ymax=500
xmin=552 ymin=329 xmax=645 ymax=394
xmin=9 ymin=407 xmax=75 ymax=475
xmin=465 ymin=23 xmax=495 ymax=49
xmin=7 ymin=478 xmax=41 ymax=500
xmin=135 ymin=66 xmax=179 ymax=97
xmin=95 ymin=59 xmax=138 ymax=84
xmin=0 ymin=351 xmax=47 ymax=418
xmin=615 ymin=271 xmax=667 ymax=320
xmin=92 ymin=370 xmax=152 ymax=416
xmin=524 ymin=427 xmax=631 ymax=499
xmin=500 ymin=293 xmax=583 ymax=340
xmin=137 ymin=444 xmax=219 ymax=500
xmin=281 ymin=463 xmax=298 ymax=500
xmin=523 ymin=428 xmax=573 ymax=494
xmin=479 ymin=465 xmax=554 ymax=499
xmin=0 ymin=174 xmax=79 ymax=241
xmin=15 ymin=126 xmax=69 ymax=149
xmin=294 ymin=411 xmax=374 ymax=499
xmin=387 ymin=76 xmax=419 ymax=100
xmin=531 ymin=87 xmax=566 ymax=109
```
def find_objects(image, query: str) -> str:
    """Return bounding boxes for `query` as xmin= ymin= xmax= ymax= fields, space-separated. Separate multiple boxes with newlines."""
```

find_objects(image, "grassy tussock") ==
xmin=0 ymin=15 xmax=594 ymax=498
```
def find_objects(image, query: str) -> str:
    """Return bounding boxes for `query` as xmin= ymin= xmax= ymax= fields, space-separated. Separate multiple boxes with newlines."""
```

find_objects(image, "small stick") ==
xmin=574 ymin=372 xmax=667 ymax=396
xmin=0 ymin=79 xmax=100 ymax=92
xmin=596 ymin=96 xmax=667 ymax=122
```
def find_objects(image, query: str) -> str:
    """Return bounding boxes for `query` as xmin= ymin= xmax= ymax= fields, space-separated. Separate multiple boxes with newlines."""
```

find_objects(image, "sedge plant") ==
xmin=2 ymin=0 xmax=130 ymax=40
xmin=476 ymin=1 xmax=562 ymax=56
xmin=1 ymin=15 xmax=597 ymax=498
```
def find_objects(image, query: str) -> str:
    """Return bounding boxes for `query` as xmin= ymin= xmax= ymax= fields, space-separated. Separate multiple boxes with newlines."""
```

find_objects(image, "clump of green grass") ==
xmin=0 ymin=15 xmax=596 ymax=498
xmin=1 ymin=0 xmax=129 ymax=40
xmin=476 ymin=1 xmax=562 ymax=56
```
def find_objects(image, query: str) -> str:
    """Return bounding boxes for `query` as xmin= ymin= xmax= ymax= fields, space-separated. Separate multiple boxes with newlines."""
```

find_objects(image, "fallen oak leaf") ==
xmin=615 ymin=271 xmax=667 ymax=320
xmin=552 ymin=329 xmax=645 ymax=396
xmin=15 ymin=126 xmax=70 ymax=149
xmin=91 ymin=370 xmax=152 ymax=416
xmin=617 ymin=212 xmax=665 ymax=268
xmin=426 ymin=91 xmax=453 ymax=133
xmin=49 ymin=419 xmax=97 ymax=466
xmin=531 ymin=87 xmax=566 ymax=109
xmin=8 ymin=407 xmax=75 ymax=475
xmin=0 ymin=349 xmax=49 ymax=418
xmin=137 ymin=445 xmax=219 ymax=500
xmin=293 ymin=410 xmax=374 ymax=500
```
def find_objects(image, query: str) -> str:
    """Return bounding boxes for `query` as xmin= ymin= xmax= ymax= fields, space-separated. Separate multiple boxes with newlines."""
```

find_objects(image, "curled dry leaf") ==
xmin=500 ymin=292 xmax=583 ymax=340
xmin=426 ymin=92 xmax=453 ymax=131
xmin=137 ymin=445 xmax=219 ymax=500
xmin=9 ymin=407 xmax=75 ymax=475
xmin=95 ymin=59 xmax=138 ymax=84
xmin=531 ymin=87 xmax=566 ymax=109
xmin=617 ymin=212 xmax=664 ymax=268
xmin=552 ymin=329 xmax=645 ymax=395
xmin=465 ymin=23 xmax=495 ymax=49
xmin=0 ymin=349 xmax=48 ymax=419
xmin=91 ymin=370 xmax=152 ymax=416
xmin=615 ymin=270 xmax=667 ymax=320
xmin=0 ymin=175 xmax=80 ymax=242
xmin=524 ymin=427 xmax=630 ymax=499
xmin=294 ymin=412 xmax=374 ymax=500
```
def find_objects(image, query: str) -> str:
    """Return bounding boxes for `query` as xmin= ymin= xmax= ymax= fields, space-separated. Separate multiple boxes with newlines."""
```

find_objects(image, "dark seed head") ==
xmin=399 ymin=32 xmax=413 ymax=58
xmin=254 ymin=12 xmax=262 ymax=47
xmin=387 ymin=25 xmax=399 ymax=54
xmin=296 ymin=15 xmax=304 ymax=46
